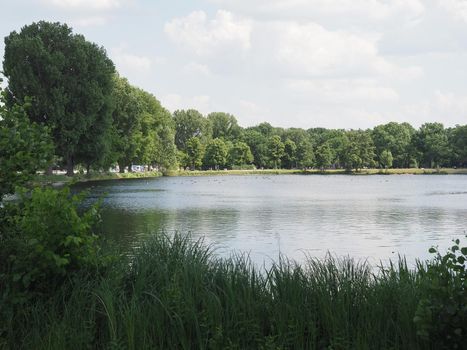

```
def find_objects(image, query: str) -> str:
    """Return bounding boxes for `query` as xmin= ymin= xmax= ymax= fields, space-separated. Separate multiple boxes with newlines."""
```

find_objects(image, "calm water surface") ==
xmin=76 ymin=175 xmax=467 ymax=266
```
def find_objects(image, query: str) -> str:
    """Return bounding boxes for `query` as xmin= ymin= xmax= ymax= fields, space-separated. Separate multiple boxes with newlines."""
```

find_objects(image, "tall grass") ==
xmin=2 ymin=234 xmax=435 ymax=349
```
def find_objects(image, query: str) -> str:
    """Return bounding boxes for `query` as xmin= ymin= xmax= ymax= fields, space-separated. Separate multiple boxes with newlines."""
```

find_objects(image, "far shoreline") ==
xmin=33 ymin=167 xmax=467 ymax=186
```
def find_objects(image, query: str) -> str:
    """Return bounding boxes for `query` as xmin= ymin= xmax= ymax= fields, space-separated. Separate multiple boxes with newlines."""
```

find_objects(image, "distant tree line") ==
xmin=2 ymin=21 xmax=467 ymax=176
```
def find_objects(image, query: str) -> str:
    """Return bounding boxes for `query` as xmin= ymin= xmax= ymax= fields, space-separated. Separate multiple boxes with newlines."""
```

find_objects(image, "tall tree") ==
xmin=315 ymin=143 xmax=333 ymax=170
xmin=3 ymin=21 xmax=115 ymax=176
xmin=111 ymin=76 xmax=144 ymax=172
xmin=173 ymin=109 xmax=211 ymax=152
xmin=372 ymin=122 xmax=414 ymax=168
xmin=137 ymin=89 xmax=177 ymax=171
xmin=241 ymin=128 xmax=268 ymax=168
xmin=282 ymin=139 xmax=297 ymax=169
xmin=449 ymin=125 xmax=467 ymax=167
xmin=207 ymin=112 xmax=242 ymax=141
xmin=228 ymin=141 xmax=253 ymax=167
xmin=267 ymin=135 xmax=285 ymax=169
xmin=204 ymin=138 xmax=228 ymax=170
xmin=414 ymin=123 xmax=450 ymax=168
xmin=186 ymin=137 xmax=204 ymax=170
xmin=340 ymin=130 xmax=376 ymax=171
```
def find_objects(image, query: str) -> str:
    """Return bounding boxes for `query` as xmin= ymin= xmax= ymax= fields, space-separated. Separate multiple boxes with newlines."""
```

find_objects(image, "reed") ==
xmin=2 ymin=233 xmax=440 ymax=349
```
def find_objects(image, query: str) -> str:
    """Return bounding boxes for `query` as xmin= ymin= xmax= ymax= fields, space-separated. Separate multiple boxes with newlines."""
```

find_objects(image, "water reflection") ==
xmin=75 ymin=175 xmax=467 ymax=266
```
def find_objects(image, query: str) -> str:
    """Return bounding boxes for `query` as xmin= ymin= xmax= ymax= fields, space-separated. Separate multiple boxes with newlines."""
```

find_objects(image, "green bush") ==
xmin=414 ymin=237 xmax=467 ymax=349
xmin=0 ymin=186 xmax=103 ymax=303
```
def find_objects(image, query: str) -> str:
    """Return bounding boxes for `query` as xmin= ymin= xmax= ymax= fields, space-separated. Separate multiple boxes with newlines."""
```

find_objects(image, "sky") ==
xmin=1 ymin=0 xmax=467 ymax=129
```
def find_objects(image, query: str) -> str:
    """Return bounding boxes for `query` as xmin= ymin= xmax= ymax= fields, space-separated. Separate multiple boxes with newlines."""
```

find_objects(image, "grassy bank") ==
xmin=174 ymin=167 xmax=467 ymax=176
xmin=33 ymin=170 xmax=163 ymax=186
xmin=2 ymin=233 xmax=464 ymax=349
xmin=33 ymin=167 xmax=467 ymax=186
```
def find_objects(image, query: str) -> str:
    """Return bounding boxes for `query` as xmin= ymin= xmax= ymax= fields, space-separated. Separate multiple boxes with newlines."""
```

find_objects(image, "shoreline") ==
xmin=33 ymin=167 xmax=467 ymax=186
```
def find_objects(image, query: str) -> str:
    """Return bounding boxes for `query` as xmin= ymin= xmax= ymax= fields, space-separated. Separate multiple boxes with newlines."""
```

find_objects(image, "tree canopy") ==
xmin=3 ymin=21 xmax=115 ymax=175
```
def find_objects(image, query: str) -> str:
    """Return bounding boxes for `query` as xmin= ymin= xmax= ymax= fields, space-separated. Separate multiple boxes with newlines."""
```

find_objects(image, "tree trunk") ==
xmin=86 ymin=164 xmax=91 ymax=175
xmin=118 ymin=162 xmax=125 ymax=173
xmin=46 ymin=166 xmax=53 ymax=176
xmin=66 ymin=156 xmax=74 ymax=177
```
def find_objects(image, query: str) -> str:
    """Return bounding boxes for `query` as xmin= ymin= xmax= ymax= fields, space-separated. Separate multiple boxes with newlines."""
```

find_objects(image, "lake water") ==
xmin=76 ymin=175 xmax=467 ymax=266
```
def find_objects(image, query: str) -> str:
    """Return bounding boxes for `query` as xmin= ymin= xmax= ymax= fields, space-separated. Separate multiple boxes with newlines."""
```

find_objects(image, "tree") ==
xmin=0 ymin=95 xmax=53 ymax=198
xmin=282 ymin=139 xmax=297 ymax=169
xmin=111 ymin=76 xmax=178 ymax=172
xmin=380 ymin=150 xmax=393 ymax=169
xmin=186 ymin=137 xmax=204 ymax=170
xmin=296 ymin=140 xmax=315 ymax=168
xmin=340 ymin=130 xmax=375 ymax=171
xmin=415 ymin=123 xmax=450 ymax=168
xmin=204 ymin=138 xmax=228 ymax=170
xmin=3 ymin=21 xmax=115 ymax=176
xmin=173 ymin=110 xmax=210 ymax=152
xmin=136 ymin=89 xmax=178 ymax=171
xmin=267 ymin=135 xmax=285 ymax=169
xmin=449 ymin=125 xmax=467 ymax=167
xmin=207 ymin=112 xmax=242 ymax=141
xmin=315 ymin=143 xmax=333 ymax=170
xmin=228 ymin=142 xmax=253 ymax=167
xmin=372 ymin=122 xmax=414 ymax=168
xmin=241 ymin=128 xmax=268 ymax=168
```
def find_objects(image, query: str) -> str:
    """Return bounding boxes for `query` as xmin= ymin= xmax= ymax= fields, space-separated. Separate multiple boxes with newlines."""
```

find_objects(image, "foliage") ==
xmin=372 ymin=122 xmax=414 ymax=168
xmin=414 ymin=237 xmax=467 ymax=349
xmin=0 ymin=187 xmax=103 ymax=304
xmin=282 ymin=139 xmax=297 ymax=169
xmin=173 ymin=109 xmax=211 ymax=152
xmin=228 ymin=141 xmax=253 ymax=167
xmin=241 ymin=128 xmax=269 ymax=168
xmin=267 ymin=135 xmax=285 ymax=169
xmin=414 ymin=123 xmax=450 ymax=168
xmin=448 ymin=125 xmax=467 ymax=167
xmin=186 ymin=137 xmax=204 ymax=170
xmin=7 ymin=233 xmax=462 ymax=349
xmin=379 ymin=149 xmax=393 ymax=169
xmin=3 ymin=21 xmax=115 ymax=175
xmin=111 ymin=76 xmax=178 ymax=172
xmin=340 ymin=130 xmax=376 ymax=171
xmin=203 ymin=138 xmax=228 ymax=169
xmin=315 ymin=142 xmax=333 ymax=170
xmin=0 ymin=94 xmax=53 ymax=198
xmin=207 ymin=112 xmax=241 ymax=141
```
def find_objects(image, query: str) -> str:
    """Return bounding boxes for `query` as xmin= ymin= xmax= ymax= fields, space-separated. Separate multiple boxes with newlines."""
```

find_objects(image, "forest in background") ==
xmin=2 ymin=21 xmax=467 ymax=178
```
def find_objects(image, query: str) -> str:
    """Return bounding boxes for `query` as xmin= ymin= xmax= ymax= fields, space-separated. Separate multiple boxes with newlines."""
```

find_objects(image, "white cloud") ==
xmin=273 ymin=22 xmax=390 ymax=77
xmin=401 ymin=90 xmax=467 ymax=127
xmin=161 ymin=94 xmax=211 ymax=114
xmin=438 ymin=0 xmax=467 ymax=23
xmin=208 ymin=0 xmax=424 ymax=24
xmin=285 ymin=79 xmax=399 ymax=103
xmin=164 ymin=10 xmax=252 ymax=56
xmin=250 ymin=20 xmax=422 ymax=80
xmin=183 ymin=62 xmax=212 ymax=76
xmin=71 ymin=16 xmax=108 ymax=27
xmin=237 ymin=99 xmax=267 ymax=125
xmin=111 ymin=46 xmax=153 ymax=75
xmin=43 ymin=0 xmax=125 ymax=10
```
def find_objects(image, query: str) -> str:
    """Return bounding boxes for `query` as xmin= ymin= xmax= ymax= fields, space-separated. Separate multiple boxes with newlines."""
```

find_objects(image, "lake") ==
xmin=75 ymin=174 xmax=467 ymax=266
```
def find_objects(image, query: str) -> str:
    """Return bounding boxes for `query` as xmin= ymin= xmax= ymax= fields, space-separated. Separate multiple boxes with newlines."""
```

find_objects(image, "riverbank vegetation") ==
xmin=1 ymin=21 xmax=467 ymax=180
xmin=1 ymin=228 xmax=466 ymax=349
xmin=1 ymin=20 xmax=467 ymax=349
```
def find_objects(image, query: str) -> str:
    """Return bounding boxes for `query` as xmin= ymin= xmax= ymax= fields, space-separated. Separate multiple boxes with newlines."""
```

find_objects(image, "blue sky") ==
xmin=1 ymin=0 xmax=467 ymax=129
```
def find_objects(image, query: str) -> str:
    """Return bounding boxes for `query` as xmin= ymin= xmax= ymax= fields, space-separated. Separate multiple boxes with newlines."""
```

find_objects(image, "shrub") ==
xmin=414 ymin=237 xmax=467 ymax=349
xmin=0 ymin=186 xmax=102 ymax=303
